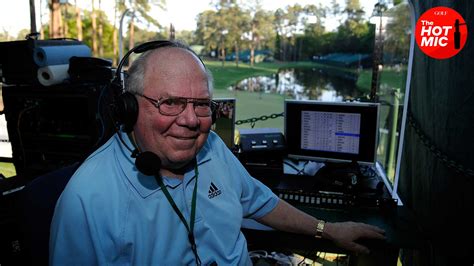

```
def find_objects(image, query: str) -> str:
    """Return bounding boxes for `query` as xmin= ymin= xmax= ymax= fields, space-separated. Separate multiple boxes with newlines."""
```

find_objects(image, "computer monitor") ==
xmin=212 ymin=98 xmax=236 ymax=149
xmin=285 ymin=100 xmax=379 ymax=165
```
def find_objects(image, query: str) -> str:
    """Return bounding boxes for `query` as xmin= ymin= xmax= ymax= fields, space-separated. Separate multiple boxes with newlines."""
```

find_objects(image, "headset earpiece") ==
xmin=114 ymin=92 xmax=139 ymax=133
xmin=110 ymin=40 xmax=177 ymax=132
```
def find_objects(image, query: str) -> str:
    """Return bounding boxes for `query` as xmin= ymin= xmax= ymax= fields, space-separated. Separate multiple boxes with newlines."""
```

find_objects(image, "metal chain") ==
xmin=408 ymin=110 xmax=474 ymax=178
xmin=235 ymin=112 xmax=284 ymax=128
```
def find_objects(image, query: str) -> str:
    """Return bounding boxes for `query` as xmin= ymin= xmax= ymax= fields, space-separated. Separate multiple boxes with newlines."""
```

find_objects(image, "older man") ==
xmin=50 ymin=41 xmax=385 ymax=265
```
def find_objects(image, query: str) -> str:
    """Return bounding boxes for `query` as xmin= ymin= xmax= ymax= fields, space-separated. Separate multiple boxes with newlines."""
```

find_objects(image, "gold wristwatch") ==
xmin=315 ymin=220 xmax=325 ymax=239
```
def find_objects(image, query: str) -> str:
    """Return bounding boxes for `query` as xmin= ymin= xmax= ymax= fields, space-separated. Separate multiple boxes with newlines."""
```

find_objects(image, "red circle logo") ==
xmin=415 ymin=7 xmax=468 ymax=59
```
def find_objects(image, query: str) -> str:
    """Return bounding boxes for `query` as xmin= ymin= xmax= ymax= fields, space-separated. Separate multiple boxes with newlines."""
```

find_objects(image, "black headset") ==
xmin=112 ymin=40 xmax=174 ymax=133
xmin=110 ymin=40 xmax=215 ymax=176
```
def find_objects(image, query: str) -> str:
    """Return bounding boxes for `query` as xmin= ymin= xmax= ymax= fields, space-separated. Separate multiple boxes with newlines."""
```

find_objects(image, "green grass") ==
xmin=206 ymin=60 xmax=361 ymax=130
xmin=213 ymin=90 xmax=287 ymax=131
xmin=356 ymin=67 xmax=408 ymax=94
xmin=205 ymin=60 xmax=344 ymax=90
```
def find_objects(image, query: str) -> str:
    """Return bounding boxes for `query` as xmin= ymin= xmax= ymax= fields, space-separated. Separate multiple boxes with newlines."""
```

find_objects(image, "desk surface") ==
xmin=243 ymin=205 xmax=424 ymax=255
xmin=299 ymin=205 xmax=423 ymax=249
xmin=247 ymin=161 xmax=425 ymax=250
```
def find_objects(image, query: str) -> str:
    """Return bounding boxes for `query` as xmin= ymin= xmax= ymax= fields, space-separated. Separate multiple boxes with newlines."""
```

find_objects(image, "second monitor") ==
xmin=212 ymin=98 xmax=236 ymax=149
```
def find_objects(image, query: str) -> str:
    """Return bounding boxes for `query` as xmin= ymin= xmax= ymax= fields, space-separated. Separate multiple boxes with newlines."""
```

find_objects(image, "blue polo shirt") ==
xmin=50 ymin=131 xmax=279 ymax=265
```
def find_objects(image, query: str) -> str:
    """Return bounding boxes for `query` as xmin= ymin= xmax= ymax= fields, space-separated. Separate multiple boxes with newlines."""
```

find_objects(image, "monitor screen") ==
xmin=212 ymin=98 xmax=236 ymax=149
xmin=285 ymin=100 xmax=379 ymax=165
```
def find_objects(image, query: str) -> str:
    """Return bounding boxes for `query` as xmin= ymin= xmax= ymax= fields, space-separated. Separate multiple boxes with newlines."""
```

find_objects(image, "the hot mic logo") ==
xmin=415 ymin=7 xmax=468 ymax=59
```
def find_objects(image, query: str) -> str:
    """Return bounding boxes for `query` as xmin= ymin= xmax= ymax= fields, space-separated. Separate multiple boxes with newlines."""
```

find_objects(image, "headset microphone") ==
xmin=135 ymin=151 xmax=162 ymax=176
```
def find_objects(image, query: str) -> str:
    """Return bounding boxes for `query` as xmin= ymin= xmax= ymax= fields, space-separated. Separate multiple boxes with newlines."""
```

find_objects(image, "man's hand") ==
xmin=324 ymin=221 xmax=386 ymax=254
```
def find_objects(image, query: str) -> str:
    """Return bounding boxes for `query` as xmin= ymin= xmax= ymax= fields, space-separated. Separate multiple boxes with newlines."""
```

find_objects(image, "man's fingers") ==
xmin=355 ymin=222 xmax=385 ymax=233
xmin=365 ymin=230 xmax=387 ymax=240
xmin=364 ymin=223 xmax=386 ymax=234
xmin=355 ymin=223 xmax=387 ymax=240
xmin=348 ymin=242 xmax=370 ymax=255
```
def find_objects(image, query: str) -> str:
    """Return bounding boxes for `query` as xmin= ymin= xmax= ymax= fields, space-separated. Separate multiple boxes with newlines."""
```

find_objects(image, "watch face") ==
xmin=315 ymin=220 xmax=325 ymax=238
xmin=317 ymin=221 xmax=325 ymax=230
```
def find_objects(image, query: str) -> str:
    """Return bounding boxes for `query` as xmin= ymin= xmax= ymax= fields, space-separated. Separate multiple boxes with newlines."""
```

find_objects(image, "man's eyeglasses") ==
xmin=137 ymin=94 xmax=217 ymax=117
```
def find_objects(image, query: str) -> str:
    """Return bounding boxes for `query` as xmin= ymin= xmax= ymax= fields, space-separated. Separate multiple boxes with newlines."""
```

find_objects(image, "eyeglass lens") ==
xmin=159 ymin=98 xmax=213 ymax=117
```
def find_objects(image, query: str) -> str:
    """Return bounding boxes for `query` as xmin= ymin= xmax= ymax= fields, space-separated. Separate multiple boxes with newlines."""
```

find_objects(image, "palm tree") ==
xmin=74 ymin=0 xmax=83 ymax=40
xmin=116 ymin=0 xmax=165 ymax=64
xmin=50 ymin=0 xmax=62 ymax=38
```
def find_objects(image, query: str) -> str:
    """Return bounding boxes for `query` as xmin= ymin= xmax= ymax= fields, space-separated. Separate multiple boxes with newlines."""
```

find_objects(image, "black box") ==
xmin=0 ymin=39 xmax=84 ymax=85
xmin=1 ymin=82 xmax=114 ymax=178
xmin=237 ymin=128 xmax=286 ymax=188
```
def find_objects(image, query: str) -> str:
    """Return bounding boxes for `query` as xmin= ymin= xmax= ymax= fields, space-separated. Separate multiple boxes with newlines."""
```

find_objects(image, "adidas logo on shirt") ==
xmin=208 ymin=182 xmax=222 ymax=199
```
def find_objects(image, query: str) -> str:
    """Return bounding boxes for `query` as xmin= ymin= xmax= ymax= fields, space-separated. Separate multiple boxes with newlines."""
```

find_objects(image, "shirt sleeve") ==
xmin=238 ymin=166 xmax=279 ymax=220
xmin=49 ymin=185 xmax=100 ymax=266
xmin=212 ymin=133 xmax=279 ymax=220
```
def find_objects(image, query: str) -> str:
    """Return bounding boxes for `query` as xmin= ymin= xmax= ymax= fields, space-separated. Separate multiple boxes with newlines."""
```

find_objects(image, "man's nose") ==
xmin=176 ymin=103 xmax=199 ymax=127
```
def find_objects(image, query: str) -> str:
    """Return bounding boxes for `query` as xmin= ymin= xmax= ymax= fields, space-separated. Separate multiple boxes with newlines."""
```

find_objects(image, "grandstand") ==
xmin=225 ymin=50 xmax=273 ymax=63
xmin=313 ymin=53 xmax=372 ymax=68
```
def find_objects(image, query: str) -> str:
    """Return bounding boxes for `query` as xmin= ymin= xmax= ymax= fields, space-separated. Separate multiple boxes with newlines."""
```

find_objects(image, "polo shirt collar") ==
xmin=116 ymin=131 xmax=212 ymax=198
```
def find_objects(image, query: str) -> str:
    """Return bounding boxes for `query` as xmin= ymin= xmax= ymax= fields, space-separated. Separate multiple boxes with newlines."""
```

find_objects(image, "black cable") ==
xmin=283 ymin=160 xmax=309 ymax=175
xmin=16 ymin=104 xmax=39 ymax=169
xmin=92 ymin=84 xmax=108 ymax=148
xmin=296 ymin=161 xmax=309 ymax=175
xmin=283 ymin=161 xmax=301 ymax=173
xmin=115 ymin=128 xmax=136 ymax=155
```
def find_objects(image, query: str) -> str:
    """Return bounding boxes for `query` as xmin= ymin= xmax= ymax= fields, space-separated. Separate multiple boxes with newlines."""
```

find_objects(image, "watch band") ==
xmin=315 ymin=220 xmax=325 ymax=239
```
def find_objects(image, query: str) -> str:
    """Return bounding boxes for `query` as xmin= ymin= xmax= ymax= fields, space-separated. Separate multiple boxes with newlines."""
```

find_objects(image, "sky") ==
xmin=0 ymin=0 xmax=378 ymax=38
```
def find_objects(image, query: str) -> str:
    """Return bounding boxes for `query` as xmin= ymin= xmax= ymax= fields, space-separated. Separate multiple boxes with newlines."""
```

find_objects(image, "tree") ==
xmin=273 ymin=4 xmax=305 ymax=61
xmin=332 ymin=0 xmax=372 ymax=53
xmin=79 ymin=10 xmax=116 ymax=60
xmin=225 ymin=4 xmax=250 ymax=67
xmin=49 ymin=0 xmax=62 ymax=38
xmin=0 ymin=30 xmax=13 ymax=41
xmin=74 ymin=0 xmax=83 ymax=40
xmin=303 ymin=4 xmax=326 ymax=36
xmin=211 ymin=0 xmax=237 ymax=66
xmin=17 ymin=29 xmax=32 ymax=40
xmin=121 ymin=0 xmax=166 ymax=59
xmin=91 ymin=0 xmax=98 ymax=56
xmin=124 ymin=26 xmax=166 ymax=50
xmin=61 ymin=2 xmax=69 ymax=37
xmin=330 ymin=0 xmax=341 ymax=23
xmin=384 ymin=2 xmax=410 ymax=64
xmin=300 ymin=4 xmax=327 ymax=60
xmin=175 ymin=30 xmax=195 ymax=45
xmin=98 ymin=0 xmax=104 ymax=57
xmin=195 ymin=10 xmax=220 ymax=55
xmin=111 ymin=0 xmax=119 ymax=65
xmin=344 ymin=0 xmax=364 ymax=22
xmin=44 ymin=7 xmax=116 ymax=60
xmin=246 ymin=1 xmax=275 ymax=66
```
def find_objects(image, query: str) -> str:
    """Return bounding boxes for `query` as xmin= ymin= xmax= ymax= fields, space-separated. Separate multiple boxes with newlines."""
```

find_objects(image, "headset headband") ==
xmin=114 ymin=40 xmax=175 ymax=91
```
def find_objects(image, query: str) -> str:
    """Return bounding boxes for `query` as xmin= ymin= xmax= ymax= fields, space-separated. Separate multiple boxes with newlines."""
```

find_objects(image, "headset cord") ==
xmin=154 ymin=165 xmax=202 ymax=266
